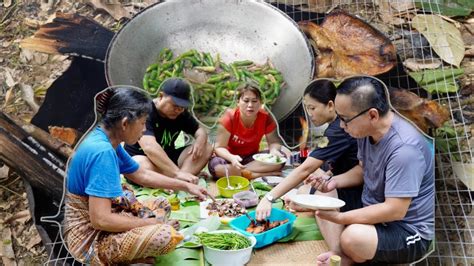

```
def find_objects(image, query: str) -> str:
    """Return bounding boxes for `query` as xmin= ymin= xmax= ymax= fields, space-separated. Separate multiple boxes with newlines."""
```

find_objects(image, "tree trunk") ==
xmin=0 ymin=112 xmax=65 ymax=201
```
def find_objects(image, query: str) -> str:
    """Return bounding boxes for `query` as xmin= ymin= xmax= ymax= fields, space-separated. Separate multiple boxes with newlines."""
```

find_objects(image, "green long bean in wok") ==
xmin=143 ymin=48 xmax=286 ymax=118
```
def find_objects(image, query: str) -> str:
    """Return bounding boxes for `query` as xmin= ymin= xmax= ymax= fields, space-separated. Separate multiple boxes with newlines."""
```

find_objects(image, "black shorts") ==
xmin=165 ymin=146 xmax=188 ymax=165
xmin=368 ymin=222 xmax=431 ymax=264
xmin=310 ymin=186 xmax=431 ymax=264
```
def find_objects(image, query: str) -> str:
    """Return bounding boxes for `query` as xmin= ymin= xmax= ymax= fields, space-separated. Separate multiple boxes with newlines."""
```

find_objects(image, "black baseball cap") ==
xmin=161 ymin=78 xmax=191 ymax=107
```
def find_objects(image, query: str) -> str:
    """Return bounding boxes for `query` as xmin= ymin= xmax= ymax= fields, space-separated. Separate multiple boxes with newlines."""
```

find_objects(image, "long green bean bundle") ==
xmin=195 ymin=232 xmax=251 ymax=250
xmin=142 ymin=48 xmax=285 ymax=122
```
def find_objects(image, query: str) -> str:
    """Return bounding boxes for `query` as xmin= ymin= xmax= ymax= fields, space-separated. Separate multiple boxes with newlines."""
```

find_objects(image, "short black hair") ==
xmin=101 ymin=87 xmax=152 ymax=129
xmin=337 ymin=76 xmax=390 ymax=116
xmin=303 ymin=79 xmax=337 ymax=104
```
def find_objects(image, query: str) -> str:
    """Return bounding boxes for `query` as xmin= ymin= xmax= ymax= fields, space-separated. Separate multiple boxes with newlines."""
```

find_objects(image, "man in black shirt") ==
xmin=125 ymin=78 xmax=212 ymax=184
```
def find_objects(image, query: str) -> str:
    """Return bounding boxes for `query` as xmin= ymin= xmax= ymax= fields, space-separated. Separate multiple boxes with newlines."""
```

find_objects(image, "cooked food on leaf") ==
xmin=206 ymin=199 xmax=247 ymax=217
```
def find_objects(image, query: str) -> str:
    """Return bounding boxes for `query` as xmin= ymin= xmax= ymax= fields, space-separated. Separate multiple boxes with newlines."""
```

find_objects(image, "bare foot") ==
xmin=317 ymin=251 xmax=352 ymax=266
xmin=166 ymin=219 xmax=180 ymax=230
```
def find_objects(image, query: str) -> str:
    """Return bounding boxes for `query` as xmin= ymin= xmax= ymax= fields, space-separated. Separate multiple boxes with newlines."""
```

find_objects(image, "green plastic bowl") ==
xmin=216 ymin=176 xmax=250 ymax=198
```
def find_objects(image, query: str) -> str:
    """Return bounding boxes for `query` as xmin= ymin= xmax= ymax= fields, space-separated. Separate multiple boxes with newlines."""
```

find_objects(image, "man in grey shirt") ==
xmin=308 ymin=76 xmax=434 ymax=265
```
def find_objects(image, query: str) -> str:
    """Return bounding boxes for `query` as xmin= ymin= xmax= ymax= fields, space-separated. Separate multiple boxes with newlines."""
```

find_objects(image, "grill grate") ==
xmin=42 ymin=1 xmax=472 ymax=265
xmin=271 ymin=1 xmax=473 ymax=265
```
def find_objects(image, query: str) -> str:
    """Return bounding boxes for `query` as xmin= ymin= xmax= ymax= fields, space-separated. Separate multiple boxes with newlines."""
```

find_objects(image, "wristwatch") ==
xmin=265 ymin=193 xmax=276 ymax=203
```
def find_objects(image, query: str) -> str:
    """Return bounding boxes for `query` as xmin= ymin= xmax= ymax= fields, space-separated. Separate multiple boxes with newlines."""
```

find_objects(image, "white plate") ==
xmin=253 ymin=153 xmax=287 ymax=165
xmin=290 ymin=194 xmax=345 ymax=210
xmin=199 ymin=199 xmax=243 ymax=224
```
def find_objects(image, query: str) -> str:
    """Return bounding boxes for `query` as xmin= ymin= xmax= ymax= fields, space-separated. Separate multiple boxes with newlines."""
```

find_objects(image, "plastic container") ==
xmin=233 ymin=191 xmax=259 ymax=208
xmin=202 ymin=230 xmax=257 ymax=266
xmin=216 ymin=176 xmax=250 ymax=198
xmin=229 ymin=208 xmax=296 ymax=248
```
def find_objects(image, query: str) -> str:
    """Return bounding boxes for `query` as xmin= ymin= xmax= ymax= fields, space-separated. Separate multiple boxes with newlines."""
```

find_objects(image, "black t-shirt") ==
xmin=309 ymin=117 xmax=358 ymax=175
xmin=124 ymin=103 xmax=199 ymax=156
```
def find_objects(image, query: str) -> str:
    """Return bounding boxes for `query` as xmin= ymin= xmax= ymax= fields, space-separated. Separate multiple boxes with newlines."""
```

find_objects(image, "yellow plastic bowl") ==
xmin=216 ymin=176 xmax=250 ymax=198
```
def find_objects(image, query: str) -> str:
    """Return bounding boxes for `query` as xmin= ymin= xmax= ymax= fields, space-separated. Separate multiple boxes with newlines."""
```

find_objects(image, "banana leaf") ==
xmin=155 ymin=248 xmax=208 ymax=266
xmin=251 ymin=181 xmax=272 ymax=192
xmin=408 ymin=68 xmax=464 ymax=94
xmin=414 ymin=0 xmax=474 ymax=17
xmin=277 ymin=217 xmax=324 ymax=242
xmin=171 ymin=205 xmax=201 ymax=228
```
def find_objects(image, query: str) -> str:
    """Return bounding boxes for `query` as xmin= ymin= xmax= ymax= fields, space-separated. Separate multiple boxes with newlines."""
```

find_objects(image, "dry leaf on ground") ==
xmin=412 ymin=14 xmax=465 ymax=67
xmin=3 ymin=87 xmax=15 ymax=108
xmin=19 ymin=83 xmax=39 ymax=112
xmin=0 ymin=201 xmax=16 ymax=211
xmin=1 ymin=227 xmax=15 ymax=259
xmin=403 ymin=58 xmax=443 ymax=71
xmin=6 ymin=210 xmax=31 ymax=225
xmin=4 ymin=0 xmax=12 ymax=8
xmin=376 ymin=0 xmax=408 ymax=25
xmin=390 ymin=0 xmax=415 ymax=12
xmin=83 ymin=0 xmax=130 ymax=20
xmin=26 ymin=234 xmax=43 ymax=250
xmin=3 ymin=68 xmax=17 ymax=88
xmin=0 ymin=165 xmax=9 ymax=180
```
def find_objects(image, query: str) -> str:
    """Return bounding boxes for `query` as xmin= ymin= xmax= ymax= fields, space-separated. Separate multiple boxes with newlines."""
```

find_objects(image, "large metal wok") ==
xmin=105 ymin=0 xmax=314 ymax=121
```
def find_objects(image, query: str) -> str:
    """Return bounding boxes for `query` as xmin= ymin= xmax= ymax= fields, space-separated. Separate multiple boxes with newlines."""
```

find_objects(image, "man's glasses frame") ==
xmin=337 ymin=107 xmax=374 ymax=126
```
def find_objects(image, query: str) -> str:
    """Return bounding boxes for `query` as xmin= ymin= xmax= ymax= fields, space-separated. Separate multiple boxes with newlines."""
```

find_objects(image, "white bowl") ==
xmin=202 ymin=230 xmax=257 ymax=266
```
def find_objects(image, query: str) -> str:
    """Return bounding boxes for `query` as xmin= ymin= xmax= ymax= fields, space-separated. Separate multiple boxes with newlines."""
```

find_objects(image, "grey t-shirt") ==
xmin=357 ymin=114 xmax=434 ymax=240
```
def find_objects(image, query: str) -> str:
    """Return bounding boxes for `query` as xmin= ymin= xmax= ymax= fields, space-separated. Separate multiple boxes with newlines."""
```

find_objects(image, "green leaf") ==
xmin=408 ymin=68 xmax=464 ymax=94
xmin=251 ymin=181 xmax=272 ymax=191
xmin=411 ymin=15 xmax=465 ymax=67
xmin=170 ymin=206 xmax=200 ymax=223
xmin=277 ymin=217 xmax=324 ymax=242
xmin=182 ymin=201 xmax=199 ymax=207
xmin=155 ymin=248 xmax=207 ymax=266
xmin=414 ymin=0 xmax=474 ymax=17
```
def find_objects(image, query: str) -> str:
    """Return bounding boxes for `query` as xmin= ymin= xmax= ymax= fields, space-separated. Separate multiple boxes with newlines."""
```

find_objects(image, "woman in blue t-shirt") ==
xmin=63 ymin=87 xmax=209 ymax=265
xmin=256 ymin=79 xmax=360 ymax=220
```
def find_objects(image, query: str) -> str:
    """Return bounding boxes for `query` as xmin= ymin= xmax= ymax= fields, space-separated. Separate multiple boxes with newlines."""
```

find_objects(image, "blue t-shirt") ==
xmin=309 ymin=117 xmax=358 ymax=175
xmin=358 ymin=114 xmax=435 ymax=240
xmin=67 ymin=127 xmax=139 ymax=198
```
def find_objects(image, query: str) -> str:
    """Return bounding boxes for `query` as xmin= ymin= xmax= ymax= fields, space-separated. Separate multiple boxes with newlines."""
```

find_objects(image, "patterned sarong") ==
xmin=63 ymin=192 xmax=183 ymax=265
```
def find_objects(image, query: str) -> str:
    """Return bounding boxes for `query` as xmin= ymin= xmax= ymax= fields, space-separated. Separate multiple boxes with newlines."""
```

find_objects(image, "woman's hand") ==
xmin=269 ymin=147 xmax=285 ymax=158
xmin=255 ymin=197 xmax=272 ymax=221
xmin=230 ymin=155 xmax=245 ymax=169
xmin=305 ymin=173 xmax=337 ymax=193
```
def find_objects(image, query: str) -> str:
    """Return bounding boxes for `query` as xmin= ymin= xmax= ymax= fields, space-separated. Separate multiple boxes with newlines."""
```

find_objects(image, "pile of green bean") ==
xmin=143 ymin=48 xmax=285 ymax=118
xmin=195 ymin=232 xmax=251 ymax=250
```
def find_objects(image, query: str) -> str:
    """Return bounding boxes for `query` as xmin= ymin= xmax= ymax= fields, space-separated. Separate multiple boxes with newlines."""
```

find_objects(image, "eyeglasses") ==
xmin=336 ymin=107 xmax=373 ymax=126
